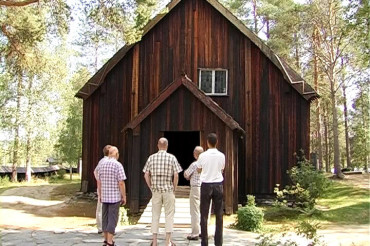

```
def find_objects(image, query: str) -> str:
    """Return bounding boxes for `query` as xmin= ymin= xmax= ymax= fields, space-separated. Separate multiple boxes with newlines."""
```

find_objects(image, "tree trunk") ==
xmin=252 ymin=0 xmax=258 ymax=33
xmin=11 ymin=73 xmax=22 ymax=182
xmin=323 ymin=103 xmax=330 ymax=173
xmin=330 ymin=87 xmax=344 ymax=178
xmin=360 ymin=92 xmax=369 ymax=173
xmin=342 ymin=85 xmax=351 ymax=168
xmin=294 ymin=32 xmax=300 ymax=70
xmin=313 ymin=29 xmax=323 ymax=170
xmin=265 ymin=17 xmax=270 ymax=39
xmin=25 ymin=77 xmax=34 ymax=182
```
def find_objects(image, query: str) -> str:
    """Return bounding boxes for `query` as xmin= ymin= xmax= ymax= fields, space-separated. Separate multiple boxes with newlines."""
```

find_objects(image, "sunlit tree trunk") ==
xmin=313 ymin=28 xmax=323 ymax=170
xmin=323 ymin=103 xmax=330 ymax=172
xmin=25 ymin=76 xmax=34 ymax=182
xmin=342 ymin=84 xmax=351 ymax=168
xmin=11 ymin=72 xmax=22 ymax=182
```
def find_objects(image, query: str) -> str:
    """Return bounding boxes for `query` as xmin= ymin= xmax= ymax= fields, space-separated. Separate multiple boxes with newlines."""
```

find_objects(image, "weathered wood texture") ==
xmin=79 ymin=0 xmax=312 ymax=213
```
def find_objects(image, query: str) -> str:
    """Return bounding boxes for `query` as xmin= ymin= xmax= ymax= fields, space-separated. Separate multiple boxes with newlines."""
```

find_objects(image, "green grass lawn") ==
xmin=262 ymin=179 xmax=370 ymax=232
xmin=0 ymin=173 xmax=81 ymax=194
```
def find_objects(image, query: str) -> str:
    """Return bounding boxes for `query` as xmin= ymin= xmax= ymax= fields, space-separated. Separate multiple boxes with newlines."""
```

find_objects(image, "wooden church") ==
xmin=76 ymin=0 xmax=318 ymax=214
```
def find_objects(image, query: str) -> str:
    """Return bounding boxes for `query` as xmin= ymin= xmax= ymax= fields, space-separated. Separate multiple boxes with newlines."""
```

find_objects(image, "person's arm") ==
xmin=184 ymin=164 xmax=194 ymax=180
xmin=97 ymin=179 xmax=102 ymax=202
xmin=173 ymin=172 xmax=179 ymax=192
xmin=119 ymin=180 xmax=126 ymax=205
xmin=144 ymin=171 xmax=152 ymax=190
xmin=94 ymin=164 xmax=99 ymax=181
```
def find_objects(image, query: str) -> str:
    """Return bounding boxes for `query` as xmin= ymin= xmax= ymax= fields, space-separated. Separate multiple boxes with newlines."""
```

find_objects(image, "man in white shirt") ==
xmin=197 ymin=133 xmax=225 ymax=246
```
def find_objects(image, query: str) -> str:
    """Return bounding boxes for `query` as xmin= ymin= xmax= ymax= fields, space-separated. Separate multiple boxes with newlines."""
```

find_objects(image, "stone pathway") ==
xmin=0 ymin=225 xmax=259 ymax=246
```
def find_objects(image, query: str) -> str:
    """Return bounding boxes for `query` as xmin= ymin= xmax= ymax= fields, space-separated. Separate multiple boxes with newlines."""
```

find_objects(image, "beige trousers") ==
xmin=151 ymin=191 xmax=175 ymax=233
xmin=190 ymin=186 xmax=201 ymax=236
xmin=96 ymin=199 xmax=102 ymax=232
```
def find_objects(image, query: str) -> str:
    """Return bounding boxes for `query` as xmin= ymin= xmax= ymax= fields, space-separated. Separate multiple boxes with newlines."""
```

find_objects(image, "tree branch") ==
xmin=0 ymin=0 xmax=38 ymax=7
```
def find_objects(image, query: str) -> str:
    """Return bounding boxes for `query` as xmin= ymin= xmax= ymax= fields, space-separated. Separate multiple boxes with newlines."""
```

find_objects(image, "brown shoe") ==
xmin=187 ymin=235 xmax=199 ymax=240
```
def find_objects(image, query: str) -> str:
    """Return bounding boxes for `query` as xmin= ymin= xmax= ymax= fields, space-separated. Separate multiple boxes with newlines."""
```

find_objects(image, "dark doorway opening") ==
xmin=164 ymin=131 xmax=200 ymax=186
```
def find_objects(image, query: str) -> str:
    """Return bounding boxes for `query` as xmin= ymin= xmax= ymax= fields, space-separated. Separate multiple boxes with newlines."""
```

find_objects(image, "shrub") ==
xmin=119 ymin=207 xmax=129 ymax=225
xmin=255 ymin=234 xmax=298 ymax=246
xmin=295 ymin=220 xmax=321 ymax=240
xmin=0 ymin=176 xmax=11 ymax=186
xmin=288 ymin=159 xmax=331 ymax=200
xmin=236 ymin=195 xmax=264 ymax=232
xmin=274 ymin=183 xmax=316 ymax=211
xmin=57 ymin=169 xmax=66 ymax=179
xmin=274 ymin=152 xmax=331 ymax=211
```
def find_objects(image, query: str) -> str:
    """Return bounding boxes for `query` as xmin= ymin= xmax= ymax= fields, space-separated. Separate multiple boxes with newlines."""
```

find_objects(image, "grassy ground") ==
xmin=261 ymin=175 xmax=370 ymax=232
xmin=0 ymin=173 xmax=81 ymax=194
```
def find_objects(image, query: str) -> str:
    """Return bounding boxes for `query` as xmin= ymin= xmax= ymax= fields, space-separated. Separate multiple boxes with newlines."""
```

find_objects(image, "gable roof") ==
xmin=122 ymin=76 xmax=246 ymax=134
xmin=76 ymin=0 xmax=318 ymax=101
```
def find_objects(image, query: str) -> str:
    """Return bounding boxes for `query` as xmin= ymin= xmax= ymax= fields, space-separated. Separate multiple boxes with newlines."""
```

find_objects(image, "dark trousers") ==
xmin=200 ymin=182 xmax=223 ymax=246
xmin=102 ymin=202 xmax=120 ymax=234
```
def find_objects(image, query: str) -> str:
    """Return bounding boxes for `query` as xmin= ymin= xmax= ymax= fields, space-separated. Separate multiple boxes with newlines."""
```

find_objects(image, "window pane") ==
xmin=200 ymin=70 xmax=212 ymax=93
xmin=215 ymin=70 xmax=226 ymax=94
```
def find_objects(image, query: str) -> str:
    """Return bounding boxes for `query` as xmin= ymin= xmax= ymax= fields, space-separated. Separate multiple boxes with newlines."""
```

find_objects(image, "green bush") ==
xmin=274 ymin=152 xmax=331 ymax=211
xmin=256 ymin=234 xmax=298 ymax=246
xmin=236 ymin=195 xmax=264 ymax=232
xmin=288 ymin=159 xmax=331 ymax=200
xmin=0 ymin=176 xmax=11 ymax=186
xmin=296 ymin=220 xmax=321 ymax=240
xmin=57 ymin=169 xmax=66 ymax=179
xmin=119 ymin=207 xmax=129 ymax=225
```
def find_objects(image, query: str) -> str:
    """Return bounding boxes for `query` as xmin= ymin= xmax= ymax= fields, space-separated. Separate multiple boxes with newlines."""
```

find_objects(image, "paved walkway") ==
xmin=0 ymin=225 xmax=259 ymax=246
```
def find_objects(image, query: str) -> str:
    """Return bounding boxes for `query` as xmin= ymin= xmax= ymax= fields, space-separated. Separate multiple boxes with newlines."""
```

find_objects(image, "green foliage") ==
xmin=236 ymin=195 xmax=264 ymax=232
xmin=350 ymin=83 xmax=370 ymax=170
xmin=119 ymin=207 xmax=129 ymax=225
xmin=256 ymin=234 xmax=298 ymax=246
xmin=55 ymin=69 xmax=90 ymax=166
xmin=296 ymin=220 xmax=320 ymax=240
xmin=275 ymin=154 xmax=331 ymax=212
xmin=246 ymin=194 xmax=256 ymax=206
xmin=0 ymin=176 xmax=11 ymax=187
xmin=57 ymin=169 xmax=66 ymax=179
xmin=288 ymin=159 xmax=331 ymax=200
xmin=274 ymin=183 xmax=315 ymax=211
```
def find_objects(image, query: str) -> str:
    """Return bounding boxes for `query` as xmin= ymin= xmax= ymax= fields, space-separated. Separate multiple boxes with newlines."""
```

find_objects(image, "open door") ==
xmin=164 ymin=131 xmax=200 ymax=186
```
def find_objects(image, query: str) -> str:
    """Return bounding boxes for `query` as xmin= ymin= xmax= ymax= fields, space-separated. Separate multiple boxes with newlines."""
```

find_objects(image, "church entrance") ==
xmin=164 ymin=131 xmax=200 ymax=186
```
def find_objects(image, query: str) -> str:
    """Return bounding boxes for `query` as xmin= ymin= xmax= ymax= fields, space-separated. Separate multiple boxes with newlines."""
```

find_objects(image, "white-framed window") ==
xmin=199 ymin=69 xmax=228 ymax=96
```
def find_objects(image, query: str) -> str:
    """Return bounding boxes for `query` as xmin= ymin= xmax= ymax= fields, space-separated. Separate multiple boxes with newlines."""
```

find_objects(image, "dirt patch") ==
xmin=0 ymin=183 xmax=97 ymax=230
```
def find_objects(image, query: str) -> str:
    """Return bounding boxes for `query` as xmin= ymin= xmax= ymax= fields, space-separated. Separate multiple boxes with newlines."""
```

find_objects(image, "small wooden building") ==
xmin=76 ymin=0 xmax=318 ymax=214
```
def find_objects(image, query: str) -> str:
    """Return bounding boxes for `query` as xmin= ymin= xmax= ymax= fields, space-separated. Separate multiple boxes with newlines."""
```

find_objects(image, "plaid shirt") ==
xmin=143 ymin=150 xmax=183 ymax=192
xmin=98 ymin=158 xmax=127 ymax=203
xmin=184 ymin=161 xmax=201 ymax=187
xmin=94 ymin=156 xmax=109 ymax=180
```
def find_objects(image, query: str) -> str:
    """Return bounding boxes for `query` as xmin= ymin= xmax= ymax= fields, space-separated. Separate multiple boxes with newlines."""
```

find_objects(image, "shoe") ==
xmin=187 ymin=235 xmax=199 ymax=240
xmin=199 ymin=234 xmax=201 ymax=238
xmin=98 ymin=230 xmax=103 ymax=234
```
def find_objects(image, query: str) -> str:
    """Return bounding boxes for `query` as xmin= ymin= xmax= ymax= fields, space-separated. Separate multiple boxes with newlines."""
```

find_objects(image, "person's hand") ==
xmin=121 ymin=195 xmax=126 ymax=205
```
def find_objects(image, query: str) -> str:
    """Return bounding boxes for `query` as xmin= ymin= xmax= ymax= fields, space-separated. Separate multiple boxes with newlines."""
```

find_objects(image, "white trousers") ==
xmin=151 ymin=191 xmax=175 ymax=233
xmin=96 ymin=200 xmax=102 ymax=231
xmin=190 ymin=186 xmax=201 ymax=236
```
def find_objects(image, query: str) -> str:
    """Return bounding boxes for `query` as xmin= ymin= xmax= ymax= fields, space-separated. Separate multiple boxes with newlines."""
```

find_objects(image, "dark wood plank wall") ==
xmin=132 ymin=87 xmax=238 ymax=214
xmin=81 ymin=0 xmax=311 ymax=208
xmin=247 ymin=44 xmax=311 ymax=195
